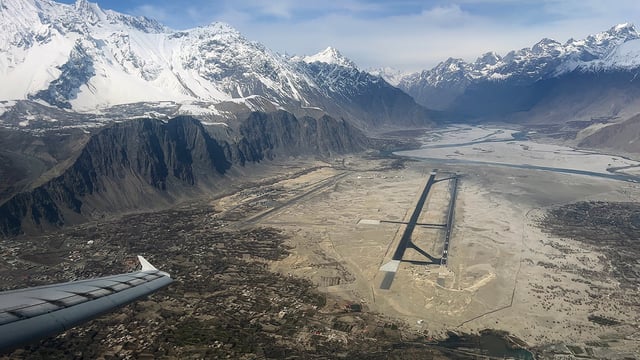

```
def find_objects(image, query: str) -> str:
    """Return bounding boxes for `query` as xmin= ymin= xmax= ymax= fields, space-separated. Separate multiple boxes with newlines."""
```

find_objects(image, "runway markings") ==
xmin=358 ymin=219 xmax=381 ymax=225
xmin=380 ymin=260 xmax=400 ymax=272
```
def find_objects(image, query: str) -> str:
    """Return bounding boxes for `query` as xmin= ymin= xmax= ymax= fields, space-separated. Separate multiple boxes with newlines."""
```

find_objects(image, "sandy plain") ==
xmin=212 ymin=127 xmax=640 ymax=358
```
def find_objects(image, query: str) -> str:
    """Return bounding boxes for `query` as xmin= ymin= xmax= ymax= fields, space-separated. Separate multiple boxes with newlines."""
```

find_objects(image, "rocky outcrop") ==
xmin=233 ymin=111 xmax=367 ymax=161
xmin=0 ymin=112 xmax=366 ymax=236
xmin=30 ymin=40 xmax=95 ymax=109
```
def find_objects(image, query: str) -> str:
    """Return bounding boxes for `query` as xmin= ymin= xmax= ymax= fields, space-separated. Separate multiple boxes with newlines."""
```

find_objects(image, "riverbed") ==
xmin=395 ymin=125 xmax=640 ymax=181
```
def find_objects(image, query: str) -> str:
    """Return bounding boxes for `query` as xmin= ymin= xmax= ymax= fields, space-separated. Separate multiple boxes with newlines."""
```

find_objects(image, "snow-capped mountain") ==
xmin=398 ymin=23 xmax=640 ymax=120
xmin=302 ymin=47 xmax=357 ymax=68
xmin=0 ymin=0 xmax=314 ymax=110
xmin=0 ymin=0 xmax=434 ymax=129
xmin=294 ymin=59 xmax=436 ymax=129
xmin=288 ymin=47 xmax=438 ymax=129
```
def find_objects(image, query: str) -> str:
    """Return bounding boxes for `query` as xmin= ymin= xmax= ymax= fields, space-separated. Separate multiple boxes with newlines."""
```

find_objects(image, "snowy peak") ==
xmin=196 ymin=22 xmax=243 ymax=38
xmin=303 ymin=47 xmax=357 ymax=68
xmin=0 ymin=0 xmax=166 ymax=45
xmin=74 ymin=0 xmax=105 ymax=22
xmin=606 ymin=23 xmax=638 ymax=38
xmin=74 ymin=0 xmax=92 ymax=10
xmin=405 ymin=22 xmax=640 ymax=87
xmin=531 ymin=38 xmax=562 ymax=55
xmin=367 ymin=67 xmax=409 ymax=86
xmin=475 ymin=52 xmax=502 ymax=66
xmin=80 ymin=0 xmax=167 ymax=33
xmin=0 ymin=0 xmax=317 ymax=110
xmin=436 ymin=58 xmax=469 ymax=72
xmin=561 ymin=23 xmax=639 ymax=61
xmin=397 ymin=23 xmax=640 ymax=112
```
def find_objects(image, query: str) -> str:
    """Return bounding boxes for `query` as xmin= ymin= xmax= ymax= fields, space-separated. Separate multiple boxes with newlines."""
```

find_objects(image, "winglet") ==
xmin=138 ymin=255 xmax=171 ymax=277
xmin=137 ymin=256 xmax=158 ymax=271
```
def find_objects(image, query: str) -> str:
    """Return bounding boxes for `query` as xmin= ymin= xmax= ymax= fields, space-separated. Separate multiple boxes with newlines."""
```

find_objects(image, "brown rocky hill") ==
xmin=579 ymin=113 xmax=640 ymax=153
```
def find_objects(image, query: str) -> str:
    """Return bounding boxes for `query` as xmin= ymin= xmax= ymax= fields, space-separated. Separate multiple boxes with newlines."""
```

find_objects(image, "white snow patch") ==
xmin=489 ymin=72 xmax=510 ymax=80
xmin=602 ymin=38 xmax=640 ymax=68
xmin=178 ymin=102 xmax=223 ymax=116
xmin=367 ymin=67 xmax=409 ymax=86
xmin=200 ymin=121 xmax=229 ymax=127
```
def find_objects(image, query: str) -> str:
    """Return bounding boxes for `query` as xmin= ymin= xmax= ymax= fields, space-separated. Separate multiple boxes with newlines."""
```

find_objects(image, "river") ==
xmin=395 ymin=126 xmax=640 ymax=183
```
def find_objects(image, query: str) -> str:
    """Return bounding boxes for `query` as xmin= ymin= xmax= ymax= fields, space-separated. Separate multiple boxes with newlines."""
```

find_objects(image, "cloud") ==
xmin=237 ymin=1 xmax=639 ymax=70
xmin=228 ymin=4 xmax=511 ymax=69
xmin=217 ymin=0 xmax=304 ymax=20
xmin=119 ymin=0 xmax=640 ymax=72
xmin=130 ymin=4 xmax=169 ymax=22
xmin=254 ymin=1 xmax=295 ymax=18
xmin=420 ymin=4 xmax=469 ymax=24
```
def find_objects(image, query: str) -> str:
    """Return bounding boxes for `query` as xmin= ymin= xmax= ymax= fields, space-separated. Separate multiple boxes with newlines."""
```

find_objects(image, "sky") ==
xmin=58 ymin=0 xmax=640 ymax=72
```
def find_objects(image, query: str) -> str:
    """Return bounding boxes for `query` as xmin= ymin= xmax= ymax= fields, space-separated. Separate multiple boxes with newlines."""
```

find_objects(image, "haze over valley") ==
xmin=1 ymin=1 xmax=639 ymax=358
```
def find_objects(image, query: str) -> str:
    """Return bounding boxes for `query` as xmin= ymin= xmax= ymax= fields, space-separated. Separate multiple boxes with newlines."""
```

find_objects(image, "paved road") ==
xmin=398 ymin=156 xmax=639 ymax=183
xmin=380 ymin=220 xmax=445 ymax=228
xmin=238 ymin=172 xmax=349 ymax=228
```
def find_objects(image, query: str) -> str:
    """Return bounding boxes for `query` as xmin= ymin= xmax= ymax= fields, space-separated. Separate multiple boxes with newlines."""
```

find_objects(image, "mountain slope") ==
xmin=579 ymin=113 xmax=640 ymax=153
xmin=296 ymin=53 xmax=439 ymax=129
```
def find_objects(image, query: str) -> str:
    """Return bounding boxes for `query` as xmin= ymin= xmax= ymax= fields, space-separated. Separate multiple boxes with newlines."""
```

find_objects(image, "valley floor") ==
xmin=2 ymin=126 xmax=639 ymax=358
xmin=258 ymin=155 xmax=639 ymax=359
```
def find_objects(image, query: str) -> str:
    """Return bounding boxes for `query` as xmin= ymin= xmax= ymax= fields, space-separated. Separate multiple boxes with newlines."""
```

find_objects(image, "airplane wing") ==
xmin=0 ymin=256 xmax=173 ymax=352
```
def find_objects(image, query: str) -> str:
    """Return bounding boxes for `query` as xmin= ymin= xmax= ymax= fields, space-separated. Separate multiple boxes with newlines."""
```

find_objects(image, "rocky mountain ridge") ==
xmin=394 ymin=24 xmax=640 ymax=121
xmin=0 ymin=112 xmax=367 ymax=237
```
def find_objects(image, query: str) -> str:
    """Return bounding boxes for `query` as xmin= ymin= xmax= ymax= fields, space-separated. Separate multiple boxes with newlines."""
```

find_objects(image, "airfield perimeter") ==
xmin=214 ymin=151 xmax=640 ymax=358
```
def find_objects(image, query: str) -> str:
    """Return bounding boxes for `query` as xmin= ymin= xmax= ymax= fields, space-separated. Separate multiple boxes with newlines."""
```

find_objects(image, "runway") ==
xmin=380 ymin=171 xmax=436 ymax=290
xmin=440 ymin=175 xmax=458 ymax=266
xmin=379 ymin=171 xmax=459 ymax=289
